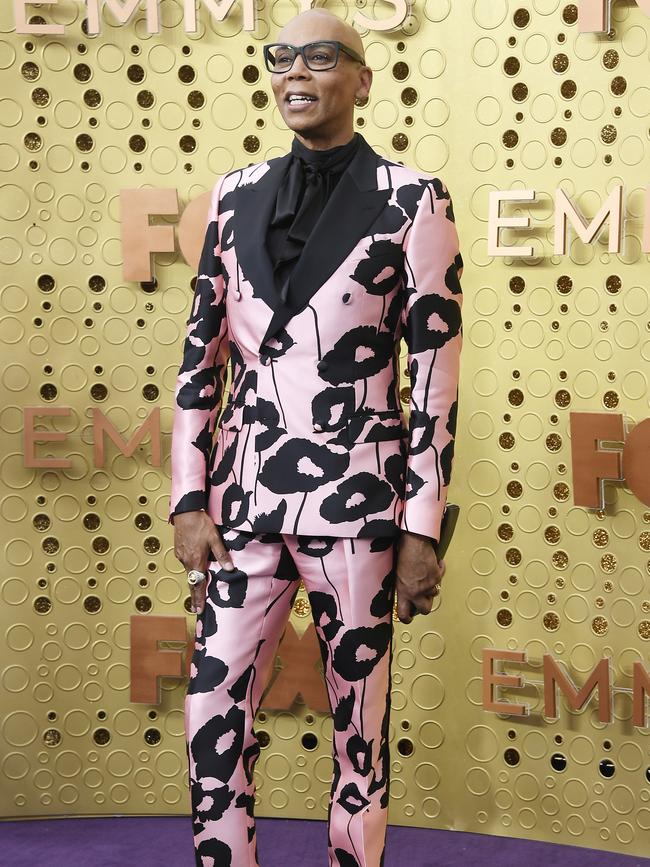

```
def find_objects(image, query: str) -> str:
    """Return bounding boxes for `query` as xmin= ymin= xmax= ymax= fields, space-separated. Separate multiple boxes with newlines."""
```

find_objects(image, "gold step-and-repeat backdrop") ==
xmin=2 ymin=0 xmax=650 ymax=859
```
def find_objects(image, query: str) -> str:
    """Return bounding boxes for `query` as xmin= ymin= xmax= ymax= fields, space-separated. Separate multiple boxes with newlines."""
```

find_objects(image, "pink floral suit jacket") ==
xmin=168 ymin=133 xmax=464 ymax=542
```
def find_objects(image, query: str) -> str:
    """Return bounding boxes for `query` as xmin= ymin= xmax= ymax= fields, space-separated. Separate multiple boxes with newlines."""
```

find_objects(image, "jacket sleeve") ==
xmin=399 ymin=177 xmax=464 ymax=543
xmin=168 ymin=174 xmax=230 ymax=524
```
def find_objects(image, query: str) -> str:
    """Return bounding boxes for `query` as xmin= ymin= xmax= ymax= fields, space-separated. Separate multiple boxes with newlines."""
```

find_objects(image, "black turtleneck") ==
xmin=265 ymin=132 xmax=362 ymax=307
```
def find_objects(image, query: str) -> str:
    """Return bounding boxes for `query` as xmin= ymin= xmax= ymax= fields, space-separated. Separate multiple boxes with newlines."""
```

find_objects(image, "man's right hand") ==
xmin=173 ymin=511 xmax=235 ymax=615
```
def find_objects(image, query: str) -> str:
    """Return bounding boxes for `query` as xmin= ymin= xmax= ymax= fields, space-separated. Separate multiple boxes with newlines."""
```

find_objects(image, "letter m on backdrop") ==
xmin=579 ymin=0 xmax=650 ymax=31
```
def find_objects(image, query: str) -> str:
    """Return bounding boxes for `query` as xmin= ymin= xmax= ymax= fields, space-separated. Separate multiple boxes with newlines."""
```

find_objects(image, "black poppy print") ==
xmin=349 ymin=240 xmax=403 ymax=296
xmin=346 ymin=734 xmax=374 ymax=777
xmin=312 ymin=386 xmax=357 ymax=429
xmin=192 ymin=417 xmax=213 ymax=465
xmin=382 ymin=290 xmax=403 ymax=333
xmin=210 ymin=436 xmax=237 ymax=486
xmin=395 ymin=177 xmax=430 ymax=217
xmin=187 ymin=646 xmax=228 ymax=695
xmin=404 ymin=292 xmax=462 ymax=355
xmin=232 ymin=369 xmax=258 ymax=425
xmin=207 ymin=563 xmax=249 ymax=609
xmin=228 ymin=339 xmax=246 ymax=392
xmin=171 ymin=142 xmax=465 ymax=866
xmin=171 ymin=147 xmax=462 ymax=858
xmin=447 ymin=396 xmax=458 ymax=438
xmin=345 ymin=412 xmax=406 ymax=445
xmin=319 ymin=326 xmax=395 ymax=385
xmin=195 ymin=836 xmax=233 ymax=866
xmin=254 ymin=397 xmax=286 ymax=453
xmin=440 ymin=392 xmax=459 ymax=488
xmin=334 ymin=687 xmax=356 ymax=732
xmin=261 ymin=326 xmax=295 ymax=359
xmin=357 ymin=518 xmax=400 ymax=538
xmin=440 ymin=438 xmax=454 ymax=487
xmin=295 ymin=536 xmax=335 ymax=558
xmin=334 ymin=849 xmax=361 ymax=867
xmin=248 ymin=499 xmax=288 ymax=534
xmin=177 ymin=368 xmax=224 ymax=412
xmin=228 ymin=663 xmax=255 ymax=704
xmin=310 ymin=590 xmax=344 ymax=641
xmin=183 ymin=528 xmax=395 ymax=865
xmin=369 ymin=567 xmax=396 ymax=618
xmin=259 ymin=440 xmax=350 ymax=495
xmin=178 ymin=286 xmax=223 ymax=374
xmin=368 ymin=535 xmax=395 ymax=553
xmin=273 ymin=544 xmax=301 ymax=583
xmin=220 ymin=212 xmax=235 ymax=251
xmin=383 ymin=453 xmax=406 ymax=499
xmin=220 ymin=525 xmax=259 ymax=551
xmin=431 ymin=176 xmax=451 ymax=202
xmin=405 ymin=467 xmax=426 ymax=500
xmin=320 ymin=472 xmax=394 ymax=524
xmin=220 ymin=482 xmax=250 ymax=526
xmin=407 ymin=408 xmax=439 ymax=456
xmin=192 ymin=705 xmax=245 ymax=785
xmin=332 ymin=623 xmax=392 ymax=681
xmin=337 ymin=781 xmax=371 ymax=815
xmin=171 ymin=151 xmax=462 ymax=548
xmin=191 ymin=779 xmax=235 ymax=829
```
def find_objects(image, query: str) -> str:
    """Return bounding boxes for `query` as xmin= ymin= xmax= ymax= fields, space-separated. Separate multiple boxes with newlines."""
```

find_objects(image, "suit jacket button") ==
xmin=313 ymin=421 xmax=324 ymax=432
xmin=342 ymin=292 xmax=351 ymax=304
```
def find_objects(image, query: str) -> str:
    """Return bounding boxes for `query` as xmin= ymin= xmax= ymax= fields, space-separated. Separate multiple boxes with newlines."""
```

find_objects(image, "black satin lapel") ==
xmin=260 ymin=139 xmax=390 ymax=348
xmin=234 ymin=154 xmax=292 ymax=315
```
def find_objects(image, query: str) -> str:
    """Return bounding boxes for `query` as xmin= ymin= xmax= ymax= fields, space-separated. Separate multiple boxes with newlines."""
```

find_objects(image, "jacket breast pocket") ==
xmin=346 ymin=410 xmax=407 ymax=444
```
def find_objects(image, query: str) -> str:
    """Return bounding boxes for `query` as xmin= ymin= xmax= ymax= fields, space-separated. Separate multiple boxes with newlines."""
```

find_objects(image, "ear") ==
xmin=355 ymin=65 xmax=372 ymax=99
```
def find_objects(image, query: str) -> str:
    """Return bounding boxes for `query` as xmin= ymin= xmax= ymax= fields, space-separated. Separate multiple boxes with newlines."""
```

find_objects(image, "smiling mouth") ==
xmin=286 ymin=95 xmax=318 ymax=106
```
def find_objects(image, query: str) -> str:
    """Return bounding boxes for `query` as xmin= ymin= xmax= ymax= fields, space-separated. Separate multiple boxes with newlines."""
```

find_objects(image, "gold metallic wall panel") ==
xmin=1 ymin=0 xmax=650 ymax=859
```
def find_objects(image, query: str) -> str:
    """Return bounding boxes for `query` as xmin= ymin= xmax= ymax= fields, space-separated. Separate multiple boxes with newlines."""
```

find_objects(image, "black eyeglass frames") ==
xmin=263 ymin=40 xmax=366 ymax=73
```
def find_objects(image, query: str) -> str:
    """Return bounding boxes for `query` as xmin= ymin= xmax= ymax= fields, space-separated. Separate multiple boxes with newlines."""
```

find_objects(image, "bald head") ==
xmin=269 ymin=9 xmax=372 ymax=149
xmin=277 ymin=9 xmax=365 ymax=61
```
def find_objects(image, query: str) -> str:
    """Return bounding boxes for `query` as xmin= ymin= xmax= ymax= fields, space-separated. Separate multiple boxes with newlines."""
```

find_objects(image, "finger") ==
xmin=210 ymin=528 xmax=235 ymax=571
xmin=396 ymin=592 xmax=413 ymax=624
xmin=176 ymin=542 xmax=202 ymax=573
xmin=187 ymin=555 xmax=206 ymax=572
xmin=191 ymin=583 xmax=207 ymax=615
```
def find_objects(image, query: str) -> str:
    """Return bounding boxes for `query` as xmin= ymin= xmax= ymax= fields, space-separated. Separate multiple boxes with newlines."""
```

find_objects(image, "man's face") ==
xmin=269 ymin=19 xmax=369 ymax=140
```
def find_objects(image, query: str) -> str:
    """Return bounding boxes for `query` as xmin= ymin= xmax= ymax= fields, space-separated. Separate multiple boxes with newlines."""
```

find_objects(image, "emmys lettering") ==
xmin=15 ymin=2 xmax=650 ymax=40
xmin=488 ymin=185 xmax=650 ymax=258
xmin=13 ymin=0 xmax=410 ymax=35
xmin=483 ymin=649 xmax=650 ymax=729
xmin=23 ymin=407 xmax=161 ymax=468
xmin=115 ymin=186 xmax=650 ymax=281
xmin=128 ymin=617 xmax=650 ymax=729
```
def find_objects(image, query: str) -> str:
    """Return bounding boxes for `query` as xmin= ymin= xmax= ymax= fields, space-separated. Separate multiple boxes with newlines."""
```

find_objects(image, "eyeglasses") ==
xmin=263 ymin=40 xmax=366 ymax=73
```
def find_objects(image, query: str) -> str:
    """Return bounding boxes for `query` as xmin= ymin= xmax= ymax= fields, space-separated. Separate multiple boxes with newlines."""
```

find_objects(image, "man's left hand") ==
xmin=395 ymin=531 xmax=445 ymax=624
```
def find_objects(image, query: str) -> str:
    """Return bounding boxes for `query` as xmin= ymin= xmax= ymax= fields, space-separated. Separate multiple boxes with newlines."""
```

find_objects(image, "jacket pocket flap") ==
xmin=346 ymin=410 xmax=407 ymax=444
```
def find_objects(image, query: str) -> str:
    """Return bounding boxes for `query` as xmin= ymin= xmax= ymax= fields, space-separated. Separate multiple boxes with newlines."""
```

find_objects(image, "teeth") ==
xmin=289 ymin=95 xmax=315 ymax=102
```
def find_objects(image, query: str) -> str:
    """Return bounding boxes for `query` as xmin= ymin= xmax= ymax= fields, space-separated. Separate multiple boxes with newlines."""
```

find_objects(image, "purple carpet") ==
xmin=1 ymin=816 xmax=649 ymax=866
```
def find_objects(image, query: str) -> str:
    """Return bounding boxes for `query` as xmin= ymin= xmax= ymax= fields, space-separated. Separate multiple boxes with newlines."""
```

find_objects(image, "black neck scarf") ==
xmin=266 ymin=132 xmax=362 ymax=306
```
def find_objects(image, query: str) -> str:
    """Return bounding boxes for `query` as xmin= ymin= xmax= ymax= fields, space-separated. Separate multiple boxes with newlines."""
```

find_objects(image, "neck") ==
xmin=293 ymin=128 xmax=356 ymax=151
